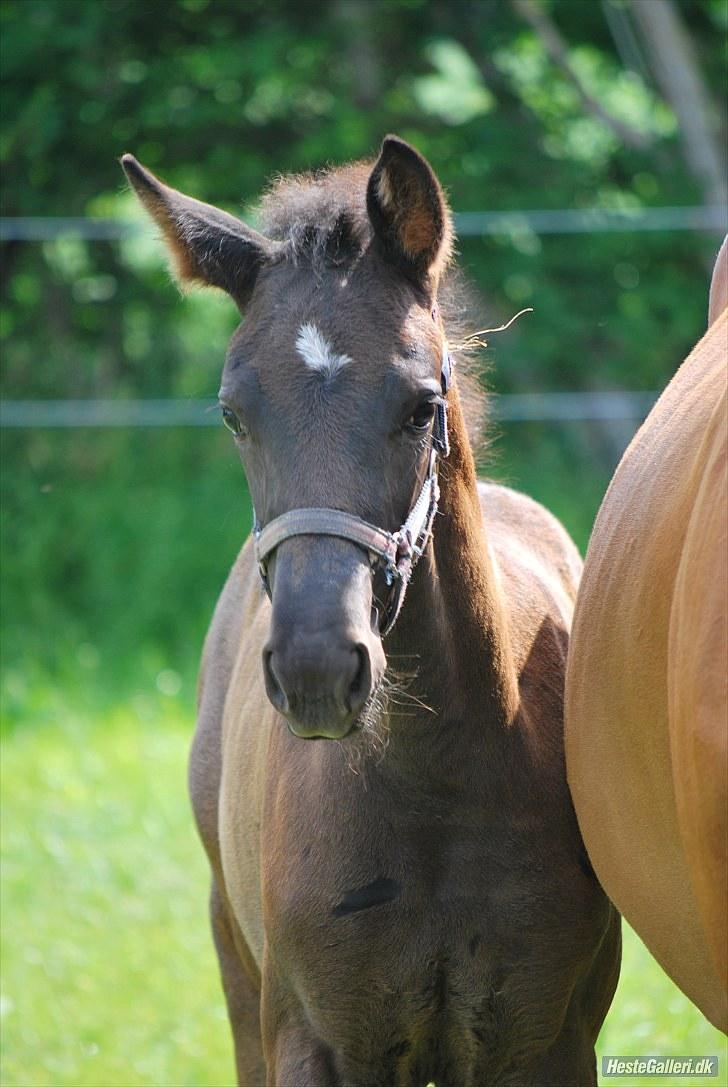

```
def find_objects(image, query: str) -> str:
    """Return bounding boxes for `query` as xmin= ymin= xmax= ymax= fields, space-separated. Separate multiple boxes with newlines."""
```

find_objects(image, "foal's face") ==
xmin=219 ymin=259 xmax=446 ymax=736
xmin=122 ymin=136 xmax=452 ymax=739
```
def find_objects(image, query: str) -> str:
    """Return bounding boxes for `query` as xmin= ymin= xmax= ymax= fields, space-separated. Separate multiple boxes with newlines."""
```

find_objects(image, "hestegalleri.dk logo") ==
xmin=602 ymin=1055 xmax=719 ymax=1078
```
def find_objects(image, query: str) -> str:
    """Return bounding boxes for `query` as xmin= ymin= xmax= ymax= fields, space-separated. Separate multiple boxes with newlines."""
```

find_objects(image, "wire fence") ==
xmin=1 ymin=205 xmax=726 ymax=241
xmin=0 ymin=391 xmax=658 ymax=429
xmin=3 ymin=204 xmax=719 ymax=427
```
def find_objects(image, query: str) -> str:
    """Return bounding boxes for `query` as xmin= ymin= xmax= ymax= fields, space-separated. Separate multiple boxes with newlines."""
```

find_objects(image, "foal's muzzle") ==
xmin=263 ymin=636 xmax=374 ymax=739
xmin=261 ymin=537 xmax=386 ymax=739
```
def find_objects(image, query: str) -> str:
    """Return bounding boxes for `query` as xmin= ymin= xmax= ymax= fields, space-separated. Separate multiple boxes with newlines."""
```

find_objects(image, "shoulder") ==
xmin=477 ymin=480 xmax=582 ymax=595
xmin=198 ymin=536 xmax=266 ymax=705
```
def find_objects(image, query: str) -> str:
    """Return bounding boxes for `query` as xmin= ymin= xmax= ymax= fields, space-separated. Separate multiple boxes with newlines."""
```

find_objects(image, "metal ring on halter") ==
xmin=252 ymin=344 xmax=453 ymax=636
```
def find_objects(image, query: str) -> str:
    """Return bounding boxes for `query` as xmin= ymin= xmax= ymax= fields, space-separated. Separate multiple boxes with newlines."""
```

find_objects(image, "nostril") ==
xmin=263 ymin=649 xmax=289 ymax=714
xmin=346 ymin=643 xmax=373 ymax=715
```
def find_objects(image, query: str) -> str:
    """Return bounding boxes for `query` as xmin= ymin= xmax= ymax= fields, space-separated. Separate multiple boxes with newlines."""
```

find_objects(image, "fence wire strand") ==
xmin=0 ymin=392 xmax=658 ymax=428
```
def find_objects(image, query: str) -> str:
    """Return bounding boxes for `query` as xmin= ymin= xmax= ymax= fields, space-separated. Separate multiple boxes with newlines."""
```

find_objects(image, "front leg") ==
xmin=266 ymin=1024 xmax=339 ymax=1087
xmin=261 ymin=949 xmax=340 ymax=1087
xmin=210 ymin=880 xmax=266 ymax=1086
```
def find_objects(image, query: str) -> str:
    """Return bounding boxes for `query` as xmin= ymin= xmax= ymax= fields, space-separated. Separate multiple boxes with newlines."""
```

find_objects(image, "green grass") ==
xmin=2 ymin=692 xmax=725 ymax=1086
xmin=1 ymin=692 xmax=233 ymax=1087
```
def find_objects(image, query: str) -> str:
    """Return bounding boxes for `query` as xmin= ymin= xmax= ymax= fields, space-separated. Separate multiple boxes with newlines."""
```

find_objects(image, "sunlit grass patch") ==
xmin=1 ymin=695 xmax=232 ymax=1087
xmin=1 ymin=694 xmax=725 ymax=1085
xmin=597 ymin=932 xmax=727 ymax=1086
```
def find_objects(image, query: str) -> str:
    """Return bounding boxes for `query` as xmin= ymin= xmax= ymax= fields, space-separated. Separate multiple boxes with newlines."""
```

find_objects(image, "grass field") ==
xmin=1 ymin=690 xmax=725 ymax=1087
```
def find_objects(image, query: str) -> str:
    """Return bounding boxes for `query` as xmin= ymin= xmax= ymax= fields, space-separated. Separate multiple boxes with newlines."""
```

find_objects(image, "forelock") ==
xmin=252 ymin=159 xmax=488 ymax=452
xmin=256 ymin=163 xmax=373 ymax=267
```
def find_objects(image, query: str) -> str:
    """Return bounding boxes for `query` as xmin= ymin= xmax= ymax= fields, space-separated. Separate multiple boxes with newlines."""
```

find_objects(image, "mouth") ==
xmin=282 ymin=692 xmax=361 ymax=740
xmin=285 ymin=675 xmax=389 ymax=745
xmin=283 ymin=667 xmax=425 ymax=760
xmin=287 ymin=719 xmax=356 ymax=741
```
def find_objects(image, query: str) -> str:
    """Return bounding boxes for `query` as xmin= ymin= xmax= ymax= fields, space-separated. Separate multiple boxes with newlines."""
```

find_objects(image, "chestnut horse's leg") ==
xmin=210 ymin=879 xmax=266 ymax=1087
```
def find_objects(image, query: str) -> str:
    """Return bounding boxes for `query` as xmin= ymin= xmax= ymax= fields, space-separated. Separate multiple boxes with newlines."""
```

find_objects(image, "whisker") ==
xmin=388 ymin=697 xmax=435 ymax=714
xmin=397 ymin=694 xmax=435 ymax=714
xmin=342 ymin=658 xmax=440 ymax=769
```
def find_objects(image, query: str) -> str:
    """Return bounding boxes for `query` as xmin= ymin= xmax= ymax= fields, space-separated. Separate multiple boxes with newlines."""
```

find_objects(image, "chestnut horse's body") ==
xmin=123 ymin=140 xmax=619 ymax=1085
xmin=566 ymin=238 xmax=728 ymax=1033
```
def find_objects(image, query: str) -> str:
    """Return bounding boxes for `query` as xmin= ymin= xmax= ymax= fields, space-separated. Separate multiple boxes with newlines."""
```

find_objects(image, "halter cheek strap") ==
xmin=253 ymin=342 xmax=452 ymax=637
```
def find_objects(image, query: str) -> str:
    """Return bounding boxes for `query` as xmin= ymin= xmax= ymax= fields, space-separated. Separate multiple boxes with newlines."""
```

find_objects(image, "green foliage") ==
xmin=2 ymin=0 xmax=723 ymax=401
xmin=1 ymin=428 xmax=250 ymax=721
xmin=2 ymin=0 xmax=723 ymax=703
xmin=412 ymin=40 xmax=495 ymax=125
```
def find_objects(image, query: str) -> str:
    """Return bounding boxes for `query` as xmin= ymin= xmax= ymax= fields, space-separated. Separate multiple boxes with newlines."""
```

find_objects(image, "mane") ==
xmin=256 ymin=162 xmax=488 ymax=453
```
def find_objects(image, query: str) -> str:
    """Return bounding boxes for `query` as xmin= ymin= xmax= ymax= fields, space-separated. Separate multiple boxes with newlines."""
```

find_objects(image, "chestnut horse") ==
xmin=123 ymin=138 xmax=619 ymax=1085
xmin=566 ymin=237 xmax=728 ymax=1032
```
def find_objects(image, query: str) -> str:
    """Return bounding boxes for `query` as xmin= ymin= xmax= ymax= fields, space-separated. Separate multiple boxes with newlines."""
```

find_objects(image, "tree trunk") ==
xmin=334 ymin=0 xmax=382 ymax=109
xmin=630 ymin=0 xmax=727 ymax=207
xmin=511 ymin=0 xmax=652 ymax=150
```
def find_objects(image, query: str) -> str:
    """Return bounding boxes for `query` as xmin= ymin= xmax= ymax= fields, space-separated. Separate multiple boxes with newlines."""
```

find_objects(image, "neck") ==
xmin=379 ymin=385 xmax=520 ymax=762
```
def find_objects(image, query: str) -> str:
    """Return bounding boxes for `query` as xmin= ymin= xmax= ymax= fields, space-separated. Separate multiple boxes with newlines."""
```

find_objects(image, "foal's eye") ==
xmin=404 ymin=401 xmax=437 ymax=432
xmin=221 ymin=406 xmax=246 ymax=437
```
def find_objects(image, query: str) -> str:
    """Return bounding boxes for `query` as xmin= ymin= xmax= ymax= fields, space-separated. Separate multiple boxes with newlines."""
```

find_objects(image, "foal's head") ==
xmin=123 ymin=137 xmax=455 ymax=739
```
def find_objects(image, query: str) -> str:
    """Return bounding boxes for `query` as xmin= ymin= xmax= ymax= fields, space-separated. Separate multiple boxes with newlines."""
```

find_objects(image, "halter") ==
xmin=253 ymin=342 xmax=452 ymax=637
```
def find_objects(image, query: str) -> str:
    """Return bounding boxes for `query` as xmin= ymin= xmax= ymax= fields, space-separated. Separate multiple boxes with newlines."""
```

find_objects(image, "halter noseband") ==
xmin=253 ymin=343 xmax=452 ymax=637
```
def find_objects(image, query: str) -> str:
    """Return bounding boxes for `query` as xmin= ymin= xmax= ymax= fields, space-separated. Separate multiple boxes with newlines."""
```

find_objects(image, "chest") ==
xmin=258 ymin=783 xmax=604 ymax=1075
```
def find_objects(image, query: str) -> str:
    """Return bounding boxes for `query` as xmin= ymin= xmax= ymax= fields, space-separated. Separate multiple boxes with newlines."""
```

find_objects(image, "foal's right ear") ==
xmin=366 ymin=135 xmax=452 ymax=290
xmin=120 ymin=155 xmax=280 ymax=310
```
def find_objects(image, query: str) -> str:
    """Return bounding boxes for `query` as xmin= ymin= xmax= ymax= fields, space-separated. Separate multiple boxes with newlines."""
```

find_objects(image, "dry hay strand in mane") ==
xmin=441 ymin=285 xmax=534 ymax=458
xmin=451 ymin=307 xmax=533 ymax=352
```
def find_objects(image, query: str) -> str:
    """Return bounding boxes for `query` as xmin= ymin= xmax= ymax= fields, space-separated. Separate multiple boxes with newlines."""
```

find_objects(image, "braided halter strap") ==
xmin=253 ymin=342 xmax=452 ymax=637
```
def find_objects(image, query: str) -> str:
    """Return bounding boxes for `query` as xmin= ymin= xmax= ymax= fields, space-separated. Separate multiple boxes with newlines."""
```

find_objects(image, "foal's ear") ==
xmin=366 ymin=135 xmax=452 ymax=288
xmin=121 ymin=154 xmax=279 ymax=309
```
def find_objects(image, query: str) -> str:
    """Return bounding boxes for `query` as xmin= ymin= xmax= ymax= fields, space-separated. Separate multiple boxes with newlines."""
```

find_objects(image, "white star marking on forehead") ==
xmin=295 ymin=322 xmax=351 ymax=379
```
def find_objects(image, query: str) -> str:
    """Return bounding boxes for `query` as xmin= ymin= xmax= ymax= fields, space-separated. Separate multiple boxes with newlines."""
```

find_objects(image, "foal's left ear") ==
xmin=366 ymin=135 xmax=452 ymax=289
xmin=121 ymin=154 xmax=280 ymax=310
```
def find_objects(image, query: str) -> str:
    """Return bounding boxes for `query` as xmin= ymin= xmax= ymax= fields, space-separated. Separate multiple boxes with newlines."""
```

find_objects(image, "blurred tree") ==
xmin=1 ymin=0 xmax=725 ymax=701
xmin=630 ymin=0 xmax=727 ymax=206
xmin=1 ymin=0 xmax=725 ymax=401
xmin=511 ymin=0 xmax=653 ymax=150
